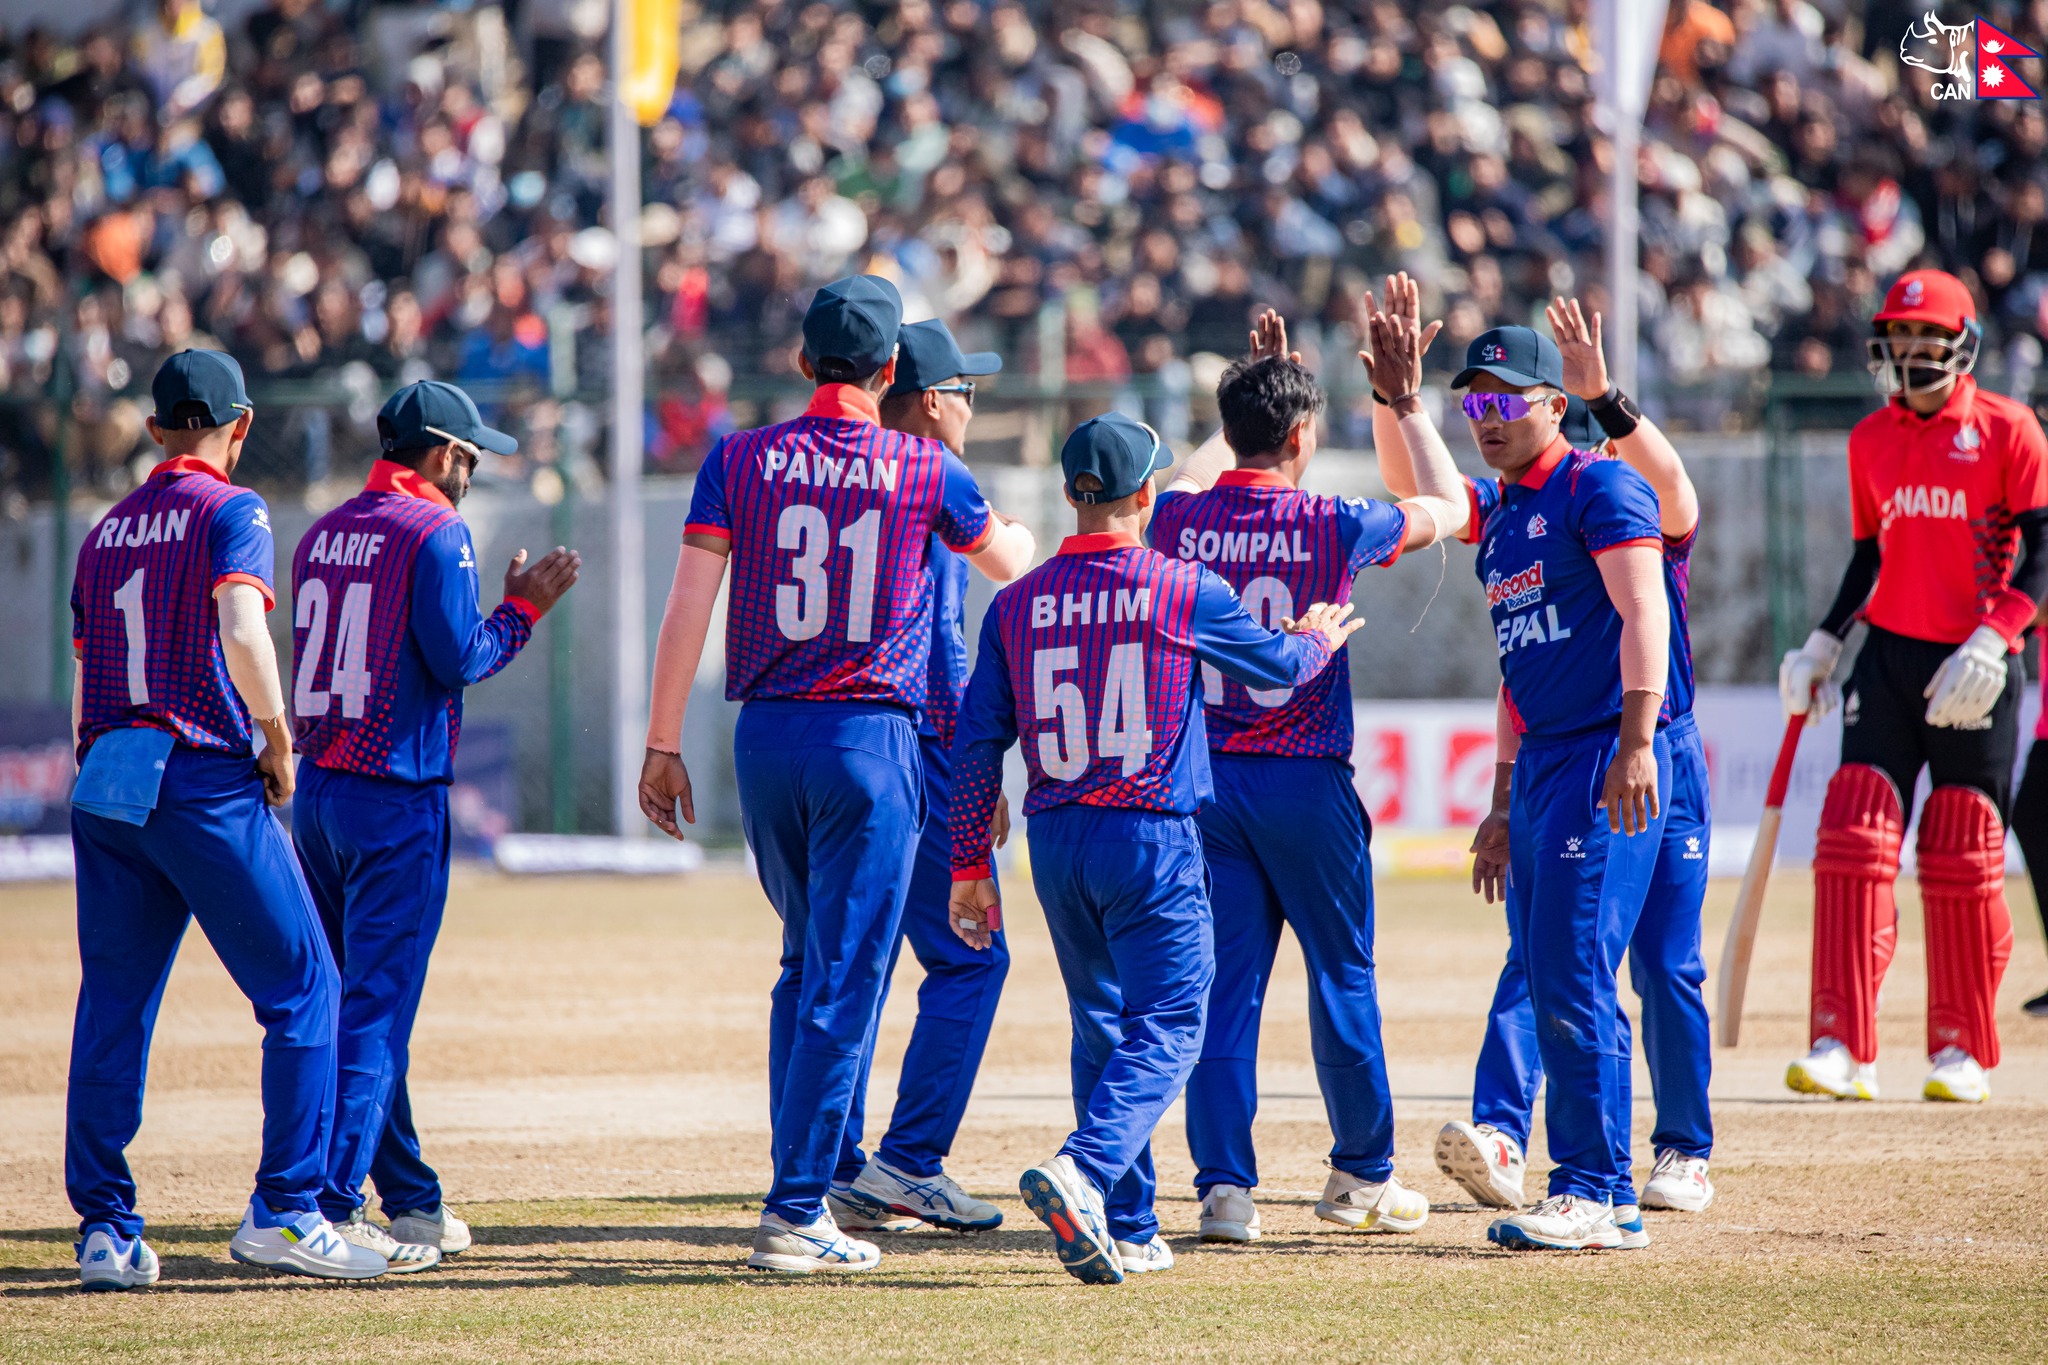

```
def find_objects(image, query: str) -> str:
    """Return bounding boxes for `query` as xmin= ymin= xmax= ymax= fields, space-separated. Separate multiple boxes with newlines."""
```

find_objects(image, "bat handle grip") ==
xmin=1763 ymin=707 xmax=1807 ymax=809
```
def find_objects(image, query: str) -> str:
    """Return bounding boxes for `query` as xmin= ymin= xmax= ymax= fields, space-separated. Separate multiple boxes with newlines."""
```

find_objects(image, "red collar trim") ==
xmin=154 ymin=455 xmax=230 ymax=484
xmin=1894 ymin=374 xmax=1977 ymax=425
xmin=364 ymin=459 xmax=454 ymax=508
xmin=1058 ymin=531 xmax=1145 ymax=555
xmin=1513 ymin=436 xmax=1573 ymax=491
xmin=1216 ymin=467 xmax=1293 ymax=489
xmin=802 ymin=384 xmax=882 ymax=426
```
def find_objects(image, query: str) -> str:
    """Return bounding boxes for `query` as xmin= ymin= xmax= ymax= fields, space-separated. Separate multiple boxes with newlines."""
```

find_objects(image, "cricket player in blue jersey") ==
xmin=291 ymin=380 xmax=580 ymax=1270
xmin=948 ymin=412 xmax=1365 ymax=1284
xmin=66 ymin=351 xmax=386 ymax=1287
xmin=638 ymin=276 xmax=1036 ymax=1274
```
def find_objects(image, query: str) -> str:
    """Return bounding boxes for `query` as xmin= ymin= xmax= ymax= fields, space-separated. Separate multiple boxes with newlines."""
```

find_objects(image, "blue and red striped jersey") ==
xmin=290 ymin=461 xmax=536 ymax=784
xmin=922 ymin=538 xmax=970 ymax=747
xmin=949 ymin=532 xmax=1341 ymax=878
xmin=71 ymin=456 xmax=275 ymax=758
xmin=1150 ymin=469 xmax=1407 ymax=757
xmin=685 ymin=385 xmax=992 ymax=713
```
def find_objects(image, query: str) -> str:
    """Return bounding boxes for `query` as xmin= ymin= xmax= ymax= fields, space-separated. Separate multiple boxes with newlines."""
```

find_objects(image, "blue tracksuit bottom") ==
xmin=1185 ymin=755 xmax=1393 ymax=1194
xmin=736 ymin=700 xmax=923 ymax=1225
xmin=67 ymin=747 xmax=339 ymax=1236
xmin=291 ymin=764 xmax=452 ymax=1221
xmin=835 ymin=735 xmax=1010 ymax=1183
xmin=1473 ymin=718 xmax=1712 ymax=1203
xmin=1488 ymin=725 xmax=1671 ymax=1202
xmin=1028 ymin=806 xmax=1214 ymax=1245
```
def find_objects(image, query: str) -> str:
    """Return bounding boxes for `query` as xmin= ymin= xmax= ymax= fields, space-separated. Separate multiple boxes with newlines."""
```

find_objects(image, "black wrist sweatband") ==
xmin=1588 ymin=385 xmax=1641 ymax=440
xmin=1372 ymin=388 xmax=1389 ymax=406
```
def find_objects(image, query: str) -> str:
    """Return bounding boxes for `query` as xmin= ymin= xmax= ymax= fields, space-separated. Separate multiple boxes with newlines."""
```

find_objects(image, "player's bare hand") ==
xmin=1281 ymin=601 xmax=1365 ymax=650
xmin=1600 ymin=739 xmax=1660 ymax=835
xmin=254 ymin=716 xmax=295 ymax=806
xmin=506 ymin=546 xmax=581 ymax=617
xmin=990 ymin=792 xmax=1012 ymax=849
xmin=949 ymin=878 xmax=1002 ymax=950
xmin=1545 ymin=296 xmax=1610 ymax=400
xmin=638 ymin=747 xmax=695 ymax=838
xmin=1470 ymin=810 xmax=1511 ymax=903
xmin=1248 ymin=308 xmax=1301 ymax=364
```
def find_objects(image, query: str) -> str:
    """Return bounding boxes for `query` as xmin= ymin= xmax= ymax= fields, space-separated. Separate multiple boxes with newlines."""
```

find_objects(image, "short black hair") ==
xmin=1216 ymin=356 xmax=1325 ymax=459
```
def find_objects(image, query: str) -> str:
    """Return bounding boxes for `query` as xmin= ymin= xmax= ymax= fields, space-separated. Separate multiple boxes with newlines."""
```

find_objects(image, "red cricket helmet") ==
xmin=1867 ymin=269 xmax=1981 ymax=398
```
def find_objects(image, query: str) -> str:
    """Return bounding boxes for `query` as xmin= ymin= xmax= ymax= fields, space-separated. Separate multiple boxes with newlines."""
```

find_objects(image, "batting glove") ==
xmin=1924 ymin=624 xmax=2010 ymax=729
xmin=1779 ymin=628 xmax=1843 ymax=723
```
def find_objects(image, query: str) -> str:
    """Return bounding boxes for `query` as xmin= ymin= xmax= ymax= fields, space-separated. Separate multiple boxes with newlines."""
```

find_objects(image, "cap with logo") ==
xmin=1561 ymin=394 xmax=1604 ymax=450
xmin=887 ymin=318 xmax=1002 ymax=396
xmin=1061 ymin=412 xmax=1170 ymax=504
xmin=1874 ymin=269 xmax=1976 ymax=332
xmin=152 ymin=349 xmax=252 ymax=430
xmin=377 ymin=380 xmax=519 ymax=456
xmin=803 ymin=275 xmax=904 ymax=383
xmin=1453 ymin=326 xmax=1565 ymax=391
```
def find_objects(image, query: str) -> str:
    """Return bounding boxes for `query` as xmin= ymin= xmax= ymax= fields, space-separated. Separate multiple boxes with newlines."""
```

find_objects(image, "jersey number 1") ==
xmin=1033 ymin=644 xmax=1153 ymax=781
xmin=294 ymin=579 xmax=375 ymax=718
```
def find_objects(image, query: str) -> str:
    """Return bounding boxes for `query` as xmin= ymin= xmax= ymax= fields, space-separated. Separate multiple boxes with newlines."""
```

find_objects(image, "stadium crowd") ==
xmin=2 ymin=0 xmax=2047 ymax=494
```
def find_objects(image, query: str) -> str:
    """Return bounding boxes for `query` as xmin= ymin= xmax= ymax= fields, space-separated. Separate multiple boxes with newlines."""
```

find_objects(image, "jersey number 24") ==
xmin=294 ymin=578 xmax=375 ymax=718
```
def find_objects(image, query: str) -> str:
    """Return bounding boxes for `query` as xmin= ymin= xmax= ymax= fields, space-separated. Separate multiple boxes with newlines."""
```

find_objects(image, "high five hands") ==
xmin=1359 ymin=272 xmax=1443 ymax=404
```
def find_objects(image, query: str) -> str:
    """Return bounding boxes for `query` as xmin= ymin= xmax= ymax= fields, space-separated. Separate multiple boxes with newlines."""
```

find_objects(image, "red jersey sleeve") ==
xmin=1847 ymin=420 xmax=1882 ymax=541
xmin=2002 ymin=406 xmax=2048 ymax=517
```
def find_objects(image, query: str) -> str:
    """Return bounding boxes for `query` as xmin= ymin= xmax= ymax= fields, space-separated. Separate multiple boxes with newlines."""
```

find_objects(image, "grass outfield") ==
xmin=4 ymin=867 xmax=2048 ymax=1361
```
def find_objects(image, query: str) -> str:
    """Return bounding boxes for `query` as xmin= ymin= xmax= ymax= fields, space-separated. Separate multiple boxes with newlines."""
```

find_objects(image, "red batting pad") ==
xmin=1916 ymin=786 xmax=2014 ymax=1068
xmin=1811 ymin=764 xmax=1904 ymax=1063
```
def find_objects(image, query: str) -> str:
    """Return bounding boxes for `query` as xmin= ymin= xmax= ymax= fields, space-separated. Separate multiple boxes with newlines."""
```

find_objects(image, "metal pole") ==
xmin=1594 ymin=0 xmax=1665 ymax=398
xmin=547 ymin=303 xmax=578 ymax=833
xmin=608 ymin=2 xmax=647 ymax=836
xmin=1608 ymin=115 xmax=1639 ymax=396
xmin=48 ymin=354 xmax=75 ymax=705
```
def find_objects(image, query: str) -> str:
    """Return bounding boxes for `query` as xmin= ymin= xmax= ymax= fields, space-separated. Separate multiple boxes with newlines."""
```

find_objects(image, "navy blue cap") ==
xmin=152 ymin=349 xmax=251 ymax=430
xmin=1561 ymin=395 xmax=1605 ymax=449
xmin=1453 ymin=326 xmax=1565 ymax=391
xmin=377 ymin=380 xmax=518 ymax=456
xmin=1061 ymin=412 xmax=1170 ymax=504
xmin=887 ymin=319 xmax=1002 ymax=396
xmin=803 ymin=275 xmax=903 ymax=383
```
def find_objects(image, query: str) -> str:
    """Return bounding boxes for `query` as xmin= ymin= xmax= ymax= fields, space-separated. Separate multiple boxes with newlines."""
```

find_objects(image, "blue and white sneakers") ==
xmin=228 ymin=1198 xmax=388 ymax=1279
xmin=1488 ymin=1194 xmax=1625 ymax=1251
xmin=1020 ymin=1155 xmax=1123 ymax=1285
xmin=1641 ymin=1150 xmax=1715 ymax=1212
xmin=388 ymin=1204 xmax=473 ymax=1255
xmin=837 ymin=1157 xmax=1004 ymax=1232
xmin=76 ymin=1225 xmax=159 ymax=1292
xmin=746 ymin=1211 xmax=883 ymax=1273
xmin=1112 ymin=1235 xmax=1175 ymax=1274
xmin=1611 ymin=1204 xmax=1651 ymax=1250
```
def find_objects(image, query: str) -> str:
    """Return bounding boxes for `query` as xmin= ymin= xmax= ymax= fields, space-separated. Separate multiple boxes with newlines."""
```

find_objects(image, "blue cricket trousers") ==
xmin=736 ymin=700 xmax=924 ymax=1225
xmin=291 ymin=764 xmax=452 ymax=1221
xmin=1185 ymin=755 xmax=1394 ymax=1194
xmin=836 ymin=735 xmax=1010 ymax=1183
xmin=1028 ymin=806 xmax=1214 ymax=1245
xmin=67 ymin=747 xmax=339 ymax=1236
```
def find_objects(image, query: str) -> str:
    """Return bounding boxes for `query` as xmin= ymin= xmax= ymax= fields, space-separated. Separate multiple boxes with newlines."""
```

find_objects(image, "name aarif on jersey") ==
xmin=304 ymin=530 xmax=389 ymax=567
xmin=761 ymin=445 xmax=900 ymax=492
xmin=1882 ymin=484 xmax=1970 ymax=524
xmin=1173 ymin=526 xmax=1314 ymax=564
xmin=93 ymin=509 xmax=193 ymax=548
xmin=1030 ymin=587 xmax=1153 ymax=628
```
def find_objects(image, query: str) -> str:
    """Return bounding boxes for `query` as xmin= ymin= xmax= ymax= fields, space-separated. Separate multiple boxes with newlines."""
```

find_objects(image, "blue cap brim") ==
xmin=473 ymin=425 xmax=520 ymax=456
xmin=957 ymin=350 xmax=1003 ymax=377
xmin=1453 ymin=363 xmax=1549 ymax=390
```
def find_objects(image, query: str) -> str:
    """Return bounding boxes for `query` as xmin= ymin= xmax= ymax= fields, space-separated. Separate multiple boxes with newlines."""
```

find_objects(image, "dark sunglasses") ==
xmin=1460 ymin=393 xmax=1549 ymax=422
xmin=928 ymin=381 xmax=976 ymax=408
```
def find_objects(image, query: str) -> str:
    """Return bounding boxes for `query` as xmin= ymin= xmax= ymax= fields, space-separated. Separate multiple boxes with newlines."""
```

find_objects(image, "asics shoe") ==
xmin=337 ymin=1209 xmax=442 ymax=1273
xmin=1611 ymin=1204 xmax=1650 ymax=1251
xmin=1198 ymin=1184 xmax=1261 ymax=1243
xmin=228 ymin=1199 xmax=387 ymax=1279
xmin=1019 ymin=1155 xmax=1123 ymax=1285
xmin=1923 ymin=1045 xmax=1989 ymax=1103
xmin=826 ymin=1184 xmax=918 ymax=1232
xmin=76 ymin=1225 xmax=159 ymax=1292
xmin=388 ymin=1204 xmax=472 ymax=1255
xmin=745 ymin=1211 xmax=881 ymax=1274
xmin=1786 ymin=1037 xmax=1877 ymax=1100
xmin=1434 ymin=1120 xmax=1527 ymax=1207
xmin=1112 ymin=1235 xmax=1174 ymax=1273
xmin=1314 ymin=1168 xmax=1429 ymax=1232
xmin=846 ymin=1157 xmax=1004 ymax=1232
xmin=1640 ymin=1150 xmax=1715 ymax=1212
xmin=1488 ymin=1194 xmax=1623 ymax=1251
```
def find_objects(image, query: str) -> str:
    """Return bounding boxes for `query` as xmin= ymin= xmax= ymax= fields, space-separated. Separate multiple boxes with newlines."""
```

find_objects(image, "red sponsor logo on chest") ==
xmin=1485 ymin=561 xmax=1544 ymax=611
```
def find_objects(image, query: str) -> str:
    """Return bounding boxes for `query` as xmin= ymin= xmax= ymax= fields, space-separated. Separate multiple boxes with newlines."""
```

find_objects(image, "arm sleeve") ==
xmin=1165 ymin=424 xmax=1235 ymax=492
xmin=948 ymin=610 xmax=1019 ymax=880
xmin=933 ymin=451 xmax=995 ymax=552
xmin=1460 ymin=476 xmax=1498 ymax=545
xmin=215 ymin=581 xmax=286 ymax=720
xmin=1372 ymin=400 xmax=1415 ymax=497
xmin=1817 ymin=538 xmax=1881 ymax=638
xmin=645 ymin=543 xmax=729 ymax=753
xmin=410 ymin=520 xmax=537 ymax=690
xmin=683 ymin=440 xmax=732 ymax=539
xmin=1612 ymin=416 xmax=1701 ymax=540
xmin=1983 ymin=418 xmax=2048 ymax=642
xmin=210 ymin=491 xmax=275 ymax=607
xmin=1848 ymin=428 xmax=1881 ymax=541
xmin=1340 ymin=496 xmax=1410 ymax=575
xmin=1393 ymin=410 xmax=1469 ymax=544
xmin=1187 ymin=569 xmax=1335 ymax=691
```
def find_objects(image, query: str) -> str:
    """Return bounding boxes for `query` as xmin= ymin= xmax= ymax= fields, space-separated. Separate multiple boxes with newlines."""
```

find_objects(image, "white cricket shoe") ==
xmin=388 ymin=1204 xmax=472 ymax=1255
xmin=1923 ymin=1046 xmax=1990 ymax=1103
xmin=844 ymin=1157 xmax=1004 ymax=1231
xmin=1019 ymin=1154 xmax=1123 ymax=1285
xmin=1488 ymin=1194 xmax=1623 ymax=1251
xmin=337 ymin=1209 xmax=442 ymax=1273
xmin=1315 ymin=1168 xmax=1429 ymax=1232
xmin=1198 ymin=1184 xmax=1261 ymax=1243
xmin=745 ymin=1211 xmax=881 ymax=1274
xmin=1113 ymin=1235 xmax=1175 ymax=1273
xmin=1641 ymin=1150 xmax=1715 ymax=1212
xmin=1786 ymin=1037 xmax=1877 ymax=1100
xmin=228 ymin=1200 xmax=388 ymax=1279
xmin=76 ymin=1225 xmax=159 ymax=1291
xmin=826 ymin=1185 xmax=918 ymax=1232
xmin=1434 ymin=1120 xmax=1526 ymax=1208
xmin=1611 ymin=1204 xmax=1650 ymax=1250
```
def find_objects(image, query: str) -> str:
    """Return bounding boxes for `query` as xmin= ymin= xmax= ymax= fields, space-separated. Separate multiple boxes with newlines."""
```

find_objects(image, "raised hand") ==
xmin=1545 ymin=296 xmax=1610 ymax=401
xmin=1359 ymin=273 xmax=1441 ymax=402
xmin=638 ymin=748 xmax=695 ymax=839
xmin=506 ymin=546 xmax=582 ymax=617
xmin=1281 ymin=601 xmax=1366 ymax=650
xmin=1248 ymin=307 xmax=1302 ymax=363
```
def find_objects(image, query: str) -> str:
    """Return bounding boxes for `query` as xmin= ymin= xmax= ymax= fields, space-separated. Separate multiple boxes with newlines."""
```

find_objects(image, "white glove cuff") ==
xmin=1802 ymin=628 xmax=1843 ymax=675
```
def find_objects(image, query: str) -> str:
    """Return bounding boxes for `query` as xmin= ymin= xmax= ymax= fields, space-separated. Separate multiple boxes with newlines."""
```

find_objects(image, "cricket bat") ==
xmin=1714 ymin=709 xmax=1809 ymax=1047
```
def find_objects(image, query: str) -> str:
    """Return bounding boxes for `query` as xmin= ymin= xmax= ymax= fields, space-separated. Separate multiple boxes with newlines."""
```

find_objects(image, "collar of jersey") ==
xmin=153 ymin=455 xmax=230 ymax=484
xmin=1058 ymin=531 xmax=1145 ymax=555
xmin=1510 ymin=435 xmax=1573 ymax=492
xmin=1216 ymin=467 xmax=1293 ymax=489
xmin=802 ymin=384 xmax=882 ymax=426
xmin=1892 ymin=375 xmax=1977 ymax=426
xmin=365 ymin=459 xmax=454 ymax=508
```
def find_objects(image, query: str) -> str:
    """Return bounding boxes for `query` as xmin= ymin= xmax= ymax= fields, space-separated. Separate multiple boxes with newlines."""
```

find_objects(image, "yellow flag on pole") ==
xmin=618 ymin=0 xmax=680 ymax=128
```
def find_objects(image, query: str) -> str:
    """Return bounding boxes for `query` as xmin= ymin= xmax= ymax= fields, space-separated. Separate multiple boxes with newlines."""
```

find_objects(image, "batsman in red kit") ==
xmin=1779 ymin=269 xmax=2048 ymax=1105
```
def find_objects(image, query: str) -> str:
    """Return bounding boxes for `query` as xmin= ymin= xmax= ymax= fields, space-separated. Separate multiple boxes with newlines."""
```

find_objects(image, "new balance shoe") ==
xmin=76 ymin=1225 xmax=159 ymax=1292
xmin=388 ymin=1204 xmax=472 ymax=1255
xmin=826 ymin=1184 xmax=918 ymax=1232
xmin=1019 ymin=1155 xmax=1123 ymax=1285
xmin=846 ymin=1157 xmax=1004 ymax=1232
xmin=1786 ymin=1037 xmax=1877 ymax=1100
xmin=228 ymin=1199 xmax=388 ymax=1279
xmin=1488 ymin=1194 xmax=1623 ymax=1251
xmin=745 ymin=1211 xmax=881 ymax=1274
xmin=1640 ymin=1150 xmax=1715 ymax=1212
xmin=1198 ymin=1184 xmax=1260 ymax=1243
xmin=1434 ymin=1120 xmax=1526 ymax=1208
xmin=337 ymin=1209 xmax=442 ymax=1273
xmin=1611 ymin=1204 xmax=1650 ymax=1251
xmin=1923 ymin=1045 xmax=1990 ymax=1103
xmin=1314 ymin=1168 xmax=1429 ymax=1233
xmin=1113 ymin=1235 xmax=1174 ymax=1273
